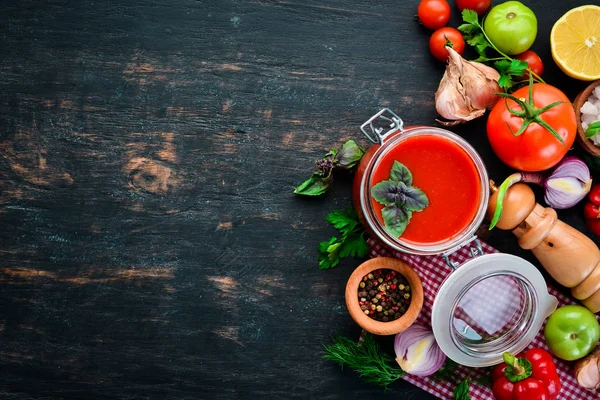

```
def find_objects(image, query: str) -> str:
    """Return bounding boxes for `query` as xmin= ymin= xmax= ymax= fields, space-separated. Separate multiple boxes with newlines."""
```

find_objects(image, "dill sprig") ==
xmin=323 ymin=332 xmax=405 ymax=389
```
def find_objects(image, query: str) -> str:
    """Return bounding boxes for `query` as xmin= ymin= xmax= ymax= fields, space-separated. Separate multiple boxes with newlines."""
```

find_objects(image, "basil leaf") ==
xmin=294 ymin=174 xmax=333 ymax=196
xmin=336 ymin=140 xmax=365 ymax=169
xmin=585 ymin=121 xmax=600 ymax=138
xmin=372 ymin=180 xmax=400 ymax=206
xmin=403 ymin=186 xmax=429 ymax=211
xmin=382 ymin=204 xmax=411 ymax=237
xmin=390 ymin=161 xmax=412 ymax=186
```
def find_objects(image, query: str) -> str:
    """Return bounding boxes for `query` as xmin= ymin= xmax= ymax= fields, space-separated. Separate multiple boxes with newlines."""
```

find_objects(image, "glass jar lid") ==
xmin=431 ymin=253 xmax=557 ymax=367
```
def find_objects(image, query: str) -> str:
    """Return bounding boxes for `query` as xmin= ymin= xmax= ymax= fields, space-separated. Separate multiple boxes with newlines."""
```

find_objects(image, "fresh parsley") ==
xmin=323 ymin=332 xmax=405 ymax=389
xmin=454 ymin=377 xmax=471 ymax=400
xmin=458 ymin=9 xmax=541 ymax=91
xmin=318 ymin=206 xmax=368 ymax=270
xmin=585 ymin=121 xmax=600 ymax=139
xmin=371 ymin=161 xmax=428 ymax=237
xmin=294 ymin=140 xmax=365 ymax=196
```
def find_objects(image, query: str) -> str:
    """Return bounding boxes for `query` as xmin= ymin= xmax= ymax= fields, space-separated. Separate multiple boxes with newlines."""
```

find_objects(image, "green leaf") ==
xmin=372 ymin=180 xmax=401 ymax=206
xmin=338 ymin=232 xmax=369 ymax=258
xmin=336 ymin=140 xmax=365 ymax=169
xmin=585 ymin=121 xmax=600 ymax=138
xmin=507 ymin=59 xmax=528 ymax=77
xmin=457 ymin=23 xmax=477 ymax=34
xmin=326 ymin=207 xmax=359 ymax=235
xmin=390 ymin=161 xmax=412 ymax=185
xmin=497 ymin=74 xmax=512 ymax=90
xmin=403 ymin=186 xmax=429 ymax=212
xmin=324 ymin=148 xmax=338 ymax=159
xmin=318 ymin=237 xmax=340 ymax=270
xmin=454 ymin=377 xmax=471 ymax=400
xmin=294 ymin=174 xmax=333 ymax=196
xmin=495 ymin=59 xmax=512 ymax=73
xmin=461 ymin=9 xmax=479 ymax=25
xmin=466 ymin=33 xmax=488 ymax=51
xmin=382 ymin=204 xmax=411 ymax=237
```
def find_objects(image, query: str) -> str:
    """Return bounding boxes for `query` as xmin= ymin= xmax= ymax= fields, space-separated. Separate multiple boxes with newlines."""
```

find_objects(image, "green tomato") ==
xmin=544 ymin=305 xmax=600 ymax=361
xmin=483 ymin=1 xmax=537 ymax=55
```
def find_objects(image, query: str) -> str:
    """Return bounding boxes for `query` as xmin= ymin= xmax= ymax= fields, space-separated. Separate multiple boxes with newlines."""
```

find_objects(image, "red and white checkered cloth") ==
xmin=369 ymin=237 xmax=595 ymax=400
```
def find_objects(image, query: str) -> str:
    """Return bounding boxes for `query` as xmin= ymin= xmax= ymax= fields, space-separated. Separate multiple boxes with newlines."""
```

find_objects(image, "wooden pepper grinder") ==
xmin=487 ymin=181 xmax=600 ymax=313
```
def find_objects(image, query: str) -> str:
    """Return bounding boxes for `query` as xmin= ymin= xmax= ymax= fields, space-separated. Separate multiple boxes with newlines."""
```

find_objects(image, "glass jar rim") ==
xmin=359 ymin=126 xmax=490 ymax=255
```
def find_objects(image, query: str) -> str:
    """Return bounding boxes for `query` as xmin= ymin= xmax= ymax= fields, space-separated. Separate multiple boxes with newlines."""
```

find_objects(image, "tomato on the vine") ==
xmin=455 ymin=0 xmax=491 ymax=15
xmin=429 ymin=27 xmax=465 ymax=62
xmin=418 ymin=0 xmax=451 ymax=30
xmin=487 ymin=83 xmax=576 ymax=172
xmin=484 ymin=1 xmax=538 ymax=55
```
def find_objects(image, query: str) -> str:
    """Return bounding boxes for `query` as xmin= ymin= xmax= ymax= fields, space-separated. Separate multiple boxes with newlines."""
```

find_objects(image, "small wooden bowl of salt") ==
xmin=575 ymin=79 xmax=600 ymax=157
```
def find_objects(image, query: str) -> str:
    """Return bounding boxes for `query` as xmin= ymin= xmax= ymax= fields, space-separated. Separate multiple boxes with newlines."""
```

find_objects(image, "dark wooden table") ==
xmin=0 ymin=1 xmax=596 ymax=399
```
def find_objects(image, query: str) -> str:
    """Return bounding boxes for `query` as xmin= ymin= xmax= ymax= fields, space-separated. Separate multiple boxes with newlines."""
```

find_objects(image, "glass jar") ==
xmin=353 ymin=109 xmax=489 ymax=255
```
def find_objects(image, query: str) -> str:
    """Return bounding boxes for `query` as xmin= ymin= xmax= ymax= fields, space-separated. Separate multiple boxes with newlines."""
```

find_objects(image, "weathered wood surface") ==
xmin=0 ymin=0 xmax=596 ymax=399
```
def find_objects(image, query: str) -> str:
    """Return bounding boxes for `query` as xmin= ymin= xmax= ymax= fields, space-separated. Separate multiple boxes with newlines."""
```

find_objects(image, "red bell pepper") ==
xmin=584 ymin=184 xmax=600 ymax=235
xmin=491 ymin=350 xmax=561 ymax=400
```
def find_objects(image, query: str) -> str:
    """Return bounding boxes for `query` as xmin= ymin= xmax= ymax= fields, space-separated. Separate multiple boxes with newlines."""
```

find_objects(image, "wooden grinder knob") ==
xmin=487 ymin=181 xmax=600 ymax=313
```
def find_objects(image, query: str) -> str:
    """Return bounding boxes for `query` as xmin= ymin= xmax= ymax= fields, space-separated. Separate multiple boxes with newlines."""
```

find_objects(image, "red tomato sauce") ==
xmin=370 ymin=134 xmax=481 ymax=244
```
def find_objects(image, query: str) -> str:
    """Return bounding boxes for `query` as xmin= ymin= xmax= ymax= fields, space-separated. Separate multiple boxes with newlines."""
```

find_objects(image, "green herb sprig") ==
xmin=318 ymin=207 xmax=368 ymax=270
xmin=371 ymin=161 xmax=428 ymax=237
xmin=294 ymin=140 xmax=365 ymax=196
xmin=323 ymin=332 xmax=405 ymax=389
xmin=458 ymin=9 xmax=543 ymax=90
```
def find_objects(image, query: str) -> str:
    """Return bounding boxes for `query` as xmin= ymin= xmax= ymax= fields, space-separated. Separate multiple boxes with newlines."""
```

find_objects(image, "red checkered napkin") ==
xmin=368 ymin=238 xmax=594 ymax=400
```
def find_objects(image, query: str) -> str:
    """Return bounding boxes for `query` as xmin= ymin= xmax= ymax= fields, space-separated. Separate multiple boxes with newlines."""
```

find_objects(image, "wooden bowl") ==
xmin=345 ymin=257 xmax=423 ymax=336
xmin=574 ymin=79 xmax=600 ymax=157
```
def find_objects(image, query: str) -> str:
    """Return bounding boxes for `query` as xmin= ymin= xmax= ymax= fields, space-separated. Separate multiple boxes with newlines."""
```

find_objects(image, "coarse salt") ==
xmin=581 ymin=87 xmax=600 ymax=141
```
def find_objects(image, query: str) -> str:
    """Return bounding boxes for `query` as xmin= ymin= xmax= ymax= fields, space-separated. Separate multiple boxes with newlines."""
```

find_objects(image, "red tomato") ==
xmin=418 ymin=0 xmax=451 ymax=30
xmin=487 ymin=83 xmax=577 ymax=172
xmin=515 ymin=50 xmax=544 ymax=79
xmin=456 ymin=0 xmax=491 ymax=15
xmin=429 ymin=27 xmax=465 ymax=62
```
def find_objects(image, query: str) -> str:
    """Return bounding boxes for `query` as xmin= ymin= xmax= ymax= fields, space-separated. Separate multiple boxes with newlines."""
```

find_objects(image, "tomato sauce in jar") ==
xmin=369 ymin=134 xmax=482 ymax=245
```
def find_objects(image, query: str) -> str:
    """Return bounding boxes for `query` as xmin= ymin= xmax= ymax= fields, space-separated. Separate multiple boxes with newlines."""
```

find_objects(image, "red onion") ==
xmin=490 ymin=157 xmax=592 ymax=229
xmin=394 ymin=324 xmax=446 ymax=377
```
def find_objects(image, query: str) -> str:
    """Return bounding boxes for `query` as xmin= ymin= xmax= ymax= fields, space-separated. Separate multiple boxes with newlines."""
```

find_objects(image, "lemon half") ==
xmin=551 ymin=5 xmax=600 ymax=81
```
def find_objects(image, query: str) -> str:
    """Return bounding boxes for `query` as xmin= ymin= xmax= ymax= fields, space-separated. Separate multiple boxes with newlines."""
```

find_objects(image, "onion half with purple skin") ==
xmin=394 ymin=324 xmax=446 ymax=377
xmin=490 ymin=156 xmax=592 ymax=229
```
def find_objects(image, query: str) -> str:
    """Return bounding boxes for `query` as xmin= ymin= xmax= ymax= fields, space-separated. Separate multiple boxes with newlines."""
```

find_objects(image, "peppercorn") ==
xmin=358 ymin=268 xmax=411 ymax=322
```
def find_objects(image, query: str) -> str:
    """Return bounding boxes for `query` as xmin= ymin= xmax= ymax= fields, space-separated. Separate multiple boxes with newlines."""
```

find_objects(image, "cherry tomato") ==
xmin=484 ymin=1 xmax=537 ymax=55
xmin=487 ymin=83 xmax=576 ymax=171
xmin=418 ymin=0 xmax=451 ymax=30
xmin=456 ymin=0 xmax=491 ymax=15
xmin=429 ymin=27 xmax=465 ymax=62
xmin=515 ymin=50 xmax=544 ymax=79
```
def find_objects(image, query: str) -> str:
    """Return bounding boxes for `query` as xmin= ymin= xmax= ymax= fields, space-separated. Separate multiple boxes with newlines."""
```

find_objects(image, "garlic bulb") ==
xmin=435 ymin=47 xmax=501 ymax=126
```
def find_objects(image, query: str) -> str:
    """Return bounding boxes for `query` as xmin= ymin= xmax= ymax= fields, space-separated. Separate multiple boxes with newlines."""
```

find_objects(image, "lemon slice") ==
xmin=551 ymin=5 xmax=600 ymax=81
